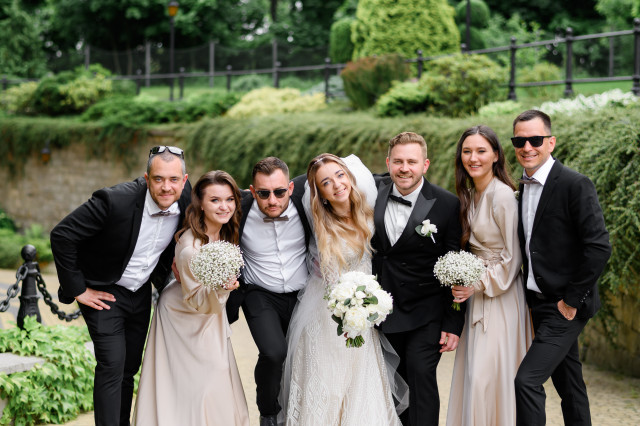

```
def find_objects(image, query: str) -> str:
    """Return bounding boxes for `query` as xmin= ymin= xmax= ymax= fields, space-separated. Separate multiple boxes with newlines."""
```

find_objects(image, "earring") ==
xmin=322 ymin=199 xmax=328 ymax=205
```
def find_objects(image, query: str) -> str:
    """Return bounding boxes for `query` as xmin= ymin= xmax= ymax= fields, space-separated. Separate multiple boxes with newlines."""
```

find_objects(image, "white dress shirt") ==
xmin=522 ymin=157 xmax=556 ymax=293
xmin=241 ymin=200 xmax=308 ymax=293
xmin=116 ymin=191 xmax=180 ymax=292
xmin=384 ymin=179 xmax=424 ymax=246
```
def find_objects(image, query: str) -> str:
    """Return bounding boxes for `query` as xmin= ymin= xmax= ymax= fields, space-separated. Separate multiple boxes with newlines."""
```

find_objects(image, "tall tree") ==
xmin=0 ymin=0 xmax=48 ymax=77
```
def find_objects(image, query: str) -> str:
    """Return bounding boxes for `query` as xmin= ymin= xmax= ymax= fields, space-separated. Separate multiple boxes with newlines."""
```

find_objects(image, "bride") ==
xmin=279 ymin=153 xmax=407 ymax=425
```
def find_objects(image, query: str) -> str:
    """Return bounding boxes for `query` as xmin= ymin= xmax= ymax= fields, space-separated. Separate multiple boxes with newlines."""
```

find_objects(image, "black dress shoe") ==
xmin=260 ymin=415 xmax=277 ymax=426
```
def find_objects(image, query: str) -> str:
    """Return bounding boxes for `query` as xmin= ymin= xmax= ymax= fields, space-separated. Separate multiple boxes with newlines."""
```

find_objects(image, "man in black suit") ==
xmin=372 ymin=132 xmax=465 ymax=426
xmin=512 ymin=110 xmax=611 ymax=426
xmin=50 ymin=146 xmax=191 ymax=426
xmin=226 ymin=157 xmax=310 ymax=426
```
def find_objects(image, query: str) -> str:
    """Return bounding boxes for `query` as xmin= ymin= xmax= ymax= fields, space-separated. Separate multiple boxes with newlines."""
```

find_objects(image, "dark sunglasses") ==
xmin=255 ymin=188 xmax=288 ymax=200
xmin=149 ymin=146 xmax=184 ymax=158
xmin=510 ymin=136 xmax=552 ymax=148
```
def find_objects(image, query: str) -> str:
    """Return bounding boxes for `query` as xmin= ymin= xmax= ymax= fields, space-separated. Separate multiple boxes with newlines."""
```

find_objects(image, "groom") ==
xmin=225 ymin=157 xmax=311 ymax=426
xmin=512 ymin=110 xmax=611 ymax=425
xmin=372 ymin=131 xmax=465 ymax=426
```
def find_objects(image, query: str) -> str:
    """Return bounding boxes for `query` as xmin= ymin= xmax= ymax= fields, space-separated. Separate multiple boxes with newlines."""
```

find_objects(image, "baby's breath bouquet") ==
xmin=326 ymin=271 xmax=393 ymax=348
xmin=189 ymin=241 xmax=244 ymax=290
xmin=433 ymin=250 xmax=485 ymax=311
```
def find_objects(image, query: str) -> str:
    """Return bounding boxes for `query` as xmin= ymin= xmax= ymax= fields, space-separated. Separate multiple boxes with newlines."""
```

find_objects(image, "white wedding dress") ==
xmin=279 ymin=156 xmax=407 ymax=426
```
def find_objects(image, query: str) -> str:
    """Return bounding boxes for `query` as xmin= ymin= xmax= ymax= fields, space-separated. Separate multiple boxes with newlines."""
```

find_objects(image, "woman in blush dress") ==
xmin=280 ymin=154 xmax=406 ymax=426
xmin=134 ymin=171 xmax=250 ymax=426
xmin=446 ymin=126 xmax=532 ymax=426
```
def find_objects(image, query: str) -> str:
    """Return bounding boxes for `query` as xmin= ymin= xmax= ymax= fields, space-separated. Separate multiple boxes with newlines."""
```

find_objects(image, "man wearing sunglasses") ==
xmin=511 ymin=110 xmax=610 ymax=426
xmin=51 ymin=146 xmax=191 ymax=425
xmin=226 ymin=157 xmax=311 ymax=426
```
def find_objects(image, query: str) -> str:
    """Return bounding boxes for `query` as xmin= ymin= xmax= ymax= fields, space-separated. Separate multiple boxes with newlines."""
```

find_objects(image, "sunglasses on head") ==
xmin=510 ymin=136 xmax=552 ymax=148
xmin=149 ymin=146 xmax=184 ymax=158
xmin=255 ymin=188 xmax=288 ymax=200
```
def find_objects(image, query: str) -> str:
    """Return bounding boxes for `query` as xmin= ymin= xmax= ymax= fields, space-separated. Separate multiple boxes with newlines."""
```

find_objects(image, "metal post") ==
xmin=416 ymin=49 xmax=424 ymax=79
xmin=564 ymin=27 xmax=574 ymax=98
xmin=209 ymin=41 xmax=215 ymax=88
xmin=17 ymin=245 xmax=41 ymax=329
xmin=169 ymin=15 xmax=176 ymax=101
xmin=633 ymin=18 xmax=640 ymax=95
xmin=84 ymin=44 xmax=90 ymax=70
xmin=136 ymin=69 xmax=142 ymax=95
xmin=1 ymin=76 xmax=7 ymax=91
xmin=508 ymin=37 xmax=517 ymax=101
xmin=609 ymin=33 xmax=615 ymax=77
xmin=465 ymin=0 xmax=471 ymax=52
xmin=179 ymin=67 xmax=185 ymax=100
xmin=324 ymin=57 xmax=331 ymax=103
xmin=226 ymin=65 xmax=232 ymax=91
xmin=274 ymin=62 xmax=281 ymax=88
xmin=145 ymin=41 xmax=151 ymax=87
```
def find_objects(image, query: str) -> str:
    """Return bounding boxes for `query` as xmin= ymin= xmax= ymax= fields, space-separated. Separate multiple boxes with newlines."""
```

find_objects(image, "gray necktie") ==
xmin=519 ymin=175 xmax=541 ymax=185
xmin=263 ymin=216 xmax=289 ymax=223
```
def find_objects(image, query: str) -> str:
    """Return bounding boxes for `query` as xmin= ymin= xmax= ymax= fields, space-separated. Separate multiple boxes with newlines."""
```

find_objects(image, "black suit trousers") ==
xmin=242 ymin=284 xmax=299 ymax=416
xmin=515 ymin=295 xmax=591 ymax=426
xmin=385 ymin=320 xmax=443 ymax=426
xmin=80 ymin=283 xmax=151 ymax=426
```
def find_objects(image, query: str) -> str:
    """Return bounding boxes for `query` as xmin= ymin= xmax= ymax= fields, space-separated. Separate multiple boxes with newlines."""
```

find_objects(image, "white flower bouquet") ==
xmin=189 ymin=240 xmax=244 ymax=290
xmin=433 ymin=250 xmax=485 ymax=311
xmin=326 ymin=271 xmax=393 ymax=348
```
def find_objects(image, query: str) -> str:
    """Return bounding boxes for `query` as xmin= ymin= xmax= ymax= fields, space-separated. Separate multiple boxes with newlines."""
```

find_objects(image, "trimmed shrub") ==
xmin=477 ymin=100 xmax=524 ymax=118
xmin=230 ymin=74 xmax=271 ymax=92
xmin=329 ymin=17 xmax=356 ymax=63
xmin=352 ymin=0 xmax=459 ymax=60
xmin=0 ymin=81 xmax=38 ymax=115
xmin=341 ymin=54 xmax=410 ymax=110
xmin=454 ymin=0 xmax=490 ymax=27
xmin=226 ymin=87 xmax=326 ymax=118
xmin=375 ymin=81 xmax=433 ymax=117
xmin=519 ymin=62 xmax=562 ymax=99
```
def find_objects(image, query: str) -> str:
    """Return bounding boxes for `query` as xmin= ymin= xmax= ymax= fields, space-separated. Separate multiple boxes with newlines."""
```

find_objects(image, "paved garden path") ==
xmin=0 ymin=269 xmax=638 ymax=425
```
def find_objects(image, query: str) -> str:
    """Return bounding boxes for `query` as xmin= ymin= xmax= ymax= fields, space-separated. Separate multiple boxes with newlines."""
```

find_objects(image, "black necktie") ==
xmin=519 ymin=175 xmax=541 ymax=185
xmin=151 ymin=210 xmax=173 ymax=217
xmin=263 ymin=215 xmax=289 ymax=223
xmin=389 ymin=194 xmax=412 ymax=207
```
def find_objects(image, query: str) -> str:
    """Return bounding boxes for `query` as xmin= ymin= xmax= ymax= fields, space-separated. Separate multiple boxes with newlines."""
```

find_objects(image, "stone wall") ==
xmin=0 ymin=132 xmax=205 ymax=232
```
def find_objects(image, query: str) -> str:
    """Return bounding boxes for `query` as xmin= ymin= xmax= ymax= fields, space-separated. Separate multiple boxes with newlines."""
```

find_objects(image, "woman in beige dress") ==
xmin=134 ymin=171 xmax=250 ymax=426
xmin=446 ymin=125 xmax=532 ymax=426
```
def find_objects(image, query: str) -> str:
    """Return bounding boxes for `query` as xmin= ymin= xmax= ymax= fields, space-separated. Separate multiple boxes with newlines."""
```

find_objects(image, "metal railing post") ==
xmin=273 ymin=61 xmax=281 ymax=88
xmin=508 ymin=37 xmax=517 ymax=101
xmin=324 ymin=57 xmax=331 ymax=103
xmin=564 ymin=27 xmax=575 ymax=98
xmin=633 ymin=18 xmax=640 ymax=95
xmin=17 ymin=245 xmax=41 ymax=329
xmin=136 ymin=69 xmax=142 ymax=95
xmin=416 ymin=49 xmax=424 ymax=79
xmin=179 ymin=67 xmax=185 ymax=100
xmin=226 ymin=65 xmax=232 ymax=91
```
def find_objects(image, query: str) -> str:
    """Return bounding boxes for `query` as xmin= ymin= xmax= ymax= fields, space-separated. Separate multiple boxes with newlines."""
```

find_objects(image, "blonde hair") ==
xmin=307 ymin=153 xmax=373 ymax=272
xmin=388 ymin=131 xmax=428 ymax=159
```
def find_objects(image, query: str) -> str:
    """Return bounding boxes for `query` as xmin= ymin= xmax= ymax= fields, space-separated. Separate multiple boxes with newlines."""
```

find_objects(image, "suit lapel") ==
xmin=517 ymin=182 xmax=524 ymax=243
xmin=532 ymin=160 xmax=562 ymax=233
xmin=374 ymin=181 xmax=393 ymax=251
xmin=239 ymin=191 xmax=253 ymax=241
xmin=123 ymin=180 xmax=147 ymax=272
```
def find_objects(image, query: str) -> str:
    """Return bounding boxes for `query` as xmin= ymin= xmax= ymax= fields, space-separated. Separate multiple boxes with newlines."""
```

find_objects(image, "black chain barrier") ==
xmin=0 ymin=264 xmax=27 ymax=312
xmin=35 ymin=272 xmax=82 ymax=322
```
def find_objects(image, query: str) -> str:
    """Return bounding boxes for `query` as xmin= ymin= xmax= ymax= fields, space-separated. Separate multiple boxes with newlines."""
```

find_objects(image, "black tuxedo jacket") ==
xmin=226 ymin=174 xmax=311 ymax=323
xmin=372 ymin=176 xmax=465 ymax=335
xmin=51 ymin=176 xmax=192 ymax=304
xmin=517 ymin=159 xmax=611 ymax=319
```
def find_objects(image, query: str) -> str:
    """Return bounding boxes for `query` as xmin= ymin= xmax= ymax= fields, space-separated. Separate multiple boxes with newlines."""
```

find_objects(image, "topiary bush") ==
xmin=341 ymin=54 xmax=410 ymax=110
xmin=226 ymin=87 xmax=326 ymax=118
xmin=329 ymin=17 xmax=356 ymax=63
xmin=375 ymin=81 xmax=433 ymax=117
xmin=352 ymin=0 xmax=460 ymax=60
xmin=230 ymin=74 xmax=272 ymax=92
xmin=454 ymin=0 xmax=491 ymax=50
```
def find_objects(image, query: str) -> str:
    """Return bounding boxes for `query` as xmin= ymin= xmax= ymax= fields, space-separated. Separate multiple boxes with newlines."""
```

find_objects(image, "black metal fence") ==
xmin=2 ymin=19 xmax=640 ymax=101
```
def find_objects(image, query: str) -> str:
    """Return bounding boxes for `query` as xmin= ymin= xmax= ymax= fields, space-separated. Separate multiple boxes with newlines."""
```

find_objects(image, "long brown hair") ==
xmin=307 ymin=153 xmax=373 ymax=271
xmin=454 ymin=125 xmax=515 ymax=248
xmin=176 ymin=170 xmax=242 ymax=245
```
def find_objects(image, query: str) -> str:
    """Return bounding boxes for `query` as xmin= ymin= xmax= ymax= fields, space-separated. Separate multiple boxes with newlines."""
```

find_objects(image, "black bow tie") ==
xmin=389 ymin=194 xmax=412 ymax=207
xmin=519 ymin=175 xmax=541 ymax=185
xmin=263 ymin=215 xmax=289 ymax=223
xmin=151 ymin=210 xmax=173 ymax=217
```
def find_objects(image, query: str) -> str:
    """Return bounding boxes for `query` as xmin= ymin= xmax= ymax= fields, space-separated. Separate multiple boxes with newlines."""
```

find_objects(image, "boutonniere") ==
xmin=514 ymin=190 xmax=520 ymax=200
xmin=415 ymin=219 xmax=438 ymax=243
